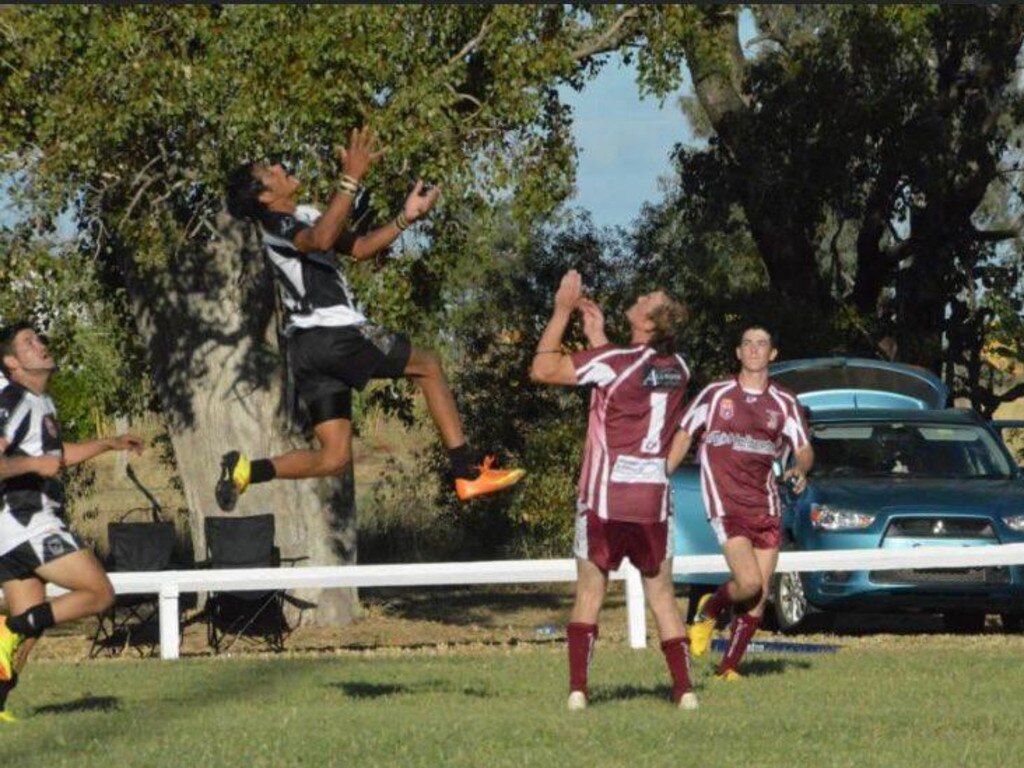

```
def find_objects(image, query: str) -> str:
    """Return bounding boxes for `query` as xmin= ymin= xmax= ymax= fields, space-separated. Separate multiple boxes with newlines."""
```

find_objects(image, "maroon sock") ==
xmin=718 ymin=613 xmax=761 ymax=674
xmin=660 ymin=636 xmax=693 ymax=703
xmin=700 ymin=582 xmax=733 ymax=621
xmin=567 ymin=622 xmax=598 ymax=696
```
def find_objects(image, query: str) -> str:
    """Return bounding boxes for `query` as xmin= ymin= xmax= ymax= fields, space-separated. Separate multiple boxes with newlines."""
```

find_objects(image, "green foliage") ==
xmin=0 ymin=3 xmax=683 ymax=430
xmin=0 ymin=227 xmax=146 ymax=439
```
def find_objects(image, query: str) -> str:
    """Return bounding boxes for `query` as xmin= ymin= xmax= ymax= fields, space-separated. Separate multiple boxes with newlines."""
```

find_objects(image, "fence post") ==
xmin=159 ymin=582 xmax=180 ymax=660
xmin=624 ymin=563 xmax=646 ymax=649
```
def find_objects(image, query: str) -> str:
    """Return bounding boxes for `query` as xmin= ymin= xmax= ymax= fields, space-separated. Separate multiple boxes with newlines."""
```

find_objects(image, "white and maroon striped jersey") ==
xmin=678 ymin=377 xmax=809 ymax=520
xmin=570 ymin=344 xmax=690 ymax=523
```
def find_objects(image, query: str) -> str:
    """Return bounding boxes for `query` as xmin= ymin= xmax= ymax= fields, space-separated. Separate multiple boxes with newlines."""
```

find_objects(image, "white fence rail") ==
xmin=46 ymin=543 xmax=1024 ymax=660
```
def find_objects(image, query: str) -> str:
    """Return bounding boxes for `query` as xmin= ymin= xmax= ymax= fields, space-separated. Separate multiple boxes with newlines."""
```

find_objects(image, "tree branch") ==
xmin=441 ymin=11 xmax=494 ymax=72
xmin=570 ymin=7 xmax=642 ymax=61
xmin=970 ymin=221 xmax=1023 ymax=243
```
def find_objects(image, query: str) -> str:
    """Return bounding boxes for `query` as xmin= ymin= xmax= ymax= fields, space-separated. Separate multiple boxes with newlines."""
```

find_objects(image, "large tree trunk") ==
xmin=115 ymin=211 xmax=357 ymax=625
xmin=684 ymin=7 xmax=831 ymax=315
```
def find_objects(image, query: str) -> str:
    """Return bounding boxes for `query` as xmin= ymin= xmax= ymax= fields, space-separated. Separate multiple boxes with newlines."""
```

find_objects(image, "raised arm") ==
xmin=349 ymin=180 xmax=442 ymax=262
xmin=529 ymin=270 xmax=583 ymax=386
xmin=294 ymin=126 xmax=384 ymax=254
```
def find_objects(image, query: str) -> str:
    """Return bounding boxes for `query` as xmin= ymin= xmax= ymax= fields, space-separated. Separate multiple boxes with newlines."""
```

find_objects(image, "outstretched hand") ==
xmin=555 ymin=270 xmax=583 ymax=313
xmin=110 ymin=434 xmax=145 ymax=455
xmin=336 ymin=126 xmax=386 ymax=182
xmin=403 ymin=180 xmax=442 ymax=222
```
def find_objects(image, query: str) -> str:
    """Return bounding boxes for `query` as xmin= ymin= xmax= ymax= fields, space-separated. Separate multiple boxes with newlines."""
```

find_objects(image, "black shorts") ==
xmin=0 ymin=525 xmax=85 ymax=583
xmin=288 ymin=324 xmax=412 ymax=426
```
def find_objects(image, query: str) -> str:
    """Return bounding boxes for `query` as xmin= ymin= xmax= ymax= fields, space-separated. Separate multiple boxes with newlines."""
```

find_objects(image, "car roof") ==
xmin=808 ymin=407 xmax=984 ymax=425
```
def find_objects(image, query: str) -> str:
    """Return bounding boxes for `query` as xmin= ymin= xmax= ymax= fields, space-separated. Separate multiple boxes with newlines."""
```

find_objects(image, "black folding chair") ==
xmin=89 ymin=518 xmax=177 ymax=658
xmin=202 ymin=514 xmax=308 ymax=654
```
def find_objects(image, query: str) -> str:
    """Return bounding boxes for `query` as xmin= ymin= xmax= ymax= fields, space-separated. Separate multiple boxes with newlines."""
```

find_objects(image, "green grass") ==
xmin=3 ymin=642 xmax=1022 ymax=767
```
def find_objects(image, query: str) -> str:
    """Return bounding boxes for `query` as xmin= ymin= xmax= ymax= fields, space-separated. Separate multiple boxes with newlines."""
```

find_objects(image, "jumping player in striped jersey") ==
xmin=667 ymin=325 xmax=813 ymax=680
xmin=531 ymin=270 xmax=697 ymax=711
xmin=222 ymin=127 xmax=523 ymax=509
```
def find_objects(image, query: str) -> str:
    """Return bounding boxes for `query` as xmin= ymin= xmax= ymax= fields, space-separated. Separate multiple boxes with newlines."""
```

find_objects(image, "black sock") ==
xmin=250 ymin=459 xmax=277 ymax=484
xmin=448 ymin=444 xmax=476 ymax=480
xmin=7 ymin=602 xmax=55 ymax=638
xmin=0 ymin=672 xmax=17 ymax=710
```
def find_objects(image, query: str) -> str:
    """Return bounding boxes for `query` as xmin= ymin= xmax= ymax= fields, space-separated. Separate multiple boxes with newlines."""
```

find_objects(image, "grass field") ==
xmin=3 ymin=635 xmax=1023 ymax=768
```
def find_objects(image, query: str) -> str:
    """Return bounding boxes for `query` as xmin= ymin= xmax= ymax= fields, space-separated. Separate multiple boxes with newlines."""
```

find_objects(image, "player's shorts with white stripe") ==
xmin=709 ymin=514 xmax=781 ymax=549
xmin=573 ymin=507 xmax=673 ymax=576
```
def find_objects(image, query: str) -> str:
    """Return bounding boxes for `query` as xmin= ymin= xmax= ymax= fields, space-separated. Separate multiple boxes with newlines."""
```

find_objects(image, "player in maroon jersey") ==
xmin=530 ymin=270 xmax=697 ymax=711
xmin=667 ymin=325 xmax=813 ymax=680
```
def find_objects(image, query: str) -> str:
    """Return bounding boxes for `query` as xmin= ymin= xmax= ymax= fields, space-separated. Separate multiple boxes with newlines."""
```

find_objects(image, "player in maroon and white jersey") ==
xmin=531 ymin=270 xmax=697 ymax=711
xmin=667 ymin=325 xmax=813 ymax=680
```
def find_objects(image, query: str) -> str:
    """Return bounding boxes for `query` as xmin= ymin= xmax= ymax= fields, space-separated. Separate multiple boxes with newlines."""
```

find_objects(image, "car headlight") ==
xmin=1005 ymin=514 xmax=1024 ymax=532
xmin=810 ymin=504 xmax=876 ymax=531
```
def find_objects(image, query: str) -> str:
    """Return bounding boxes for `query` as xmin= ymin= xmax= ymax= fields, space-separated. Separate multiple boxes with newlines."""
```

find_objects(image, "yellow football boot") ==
xmin=688 ymin=592 xmax=716 ymax=657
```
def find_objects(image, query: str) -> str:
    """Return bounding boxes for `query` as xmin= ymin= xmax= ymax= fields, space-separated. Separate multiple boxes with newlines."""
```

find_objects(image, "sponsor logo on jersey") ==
xmin=720 ymin=398 xmax=734 ymax=420
xmin=42 ymin=533 xmax=71 ymax=561
xmin=642 ymin=365 xmax=686 ymax=390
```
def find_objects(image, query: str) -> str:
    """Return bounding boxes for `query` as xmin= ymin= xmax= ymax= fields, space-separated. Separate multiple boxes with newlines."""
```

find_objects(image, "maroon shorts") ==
xmin=710 ymin=514 xmax=781 ymax=550
xmin=573 ymin=508 xmax=672 ymax=577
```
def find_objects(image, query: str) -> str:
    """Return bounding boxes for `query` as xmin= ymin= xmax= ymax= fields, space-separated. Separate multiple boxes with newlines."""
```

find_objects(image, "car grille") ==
xmin=870 ymin=567 xmax=1011 ymax=586
xmin=884 ymin=517 xmax=997 ymax=540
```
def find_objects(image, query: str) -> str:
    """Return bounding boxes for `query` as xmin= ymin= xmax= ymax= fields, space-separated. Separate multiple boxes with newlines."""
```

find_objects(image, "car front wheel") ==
xmin=942 ymin=611 xmax=986 ymax=633
xmin=771 ymin=571 xmax=808 ymax=633
xmin=1000 ymin=613 xmax=1023 ymax=633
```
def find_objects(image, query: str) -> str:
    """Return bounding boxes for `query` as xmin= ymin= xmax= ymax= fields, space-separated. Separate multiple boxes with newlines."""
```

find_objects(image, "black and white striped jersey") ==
xmin=258 ymin=204 xmax=369 ymax=334
xmin=0 ymin=382 xmax=66 ymax=555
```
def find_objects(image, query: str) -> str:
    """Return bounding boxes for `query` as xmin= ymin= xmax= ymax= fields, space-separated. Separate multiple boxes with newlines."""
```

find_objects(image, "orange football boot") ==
xmin=455 ymin=456 xmax=526 ymax=501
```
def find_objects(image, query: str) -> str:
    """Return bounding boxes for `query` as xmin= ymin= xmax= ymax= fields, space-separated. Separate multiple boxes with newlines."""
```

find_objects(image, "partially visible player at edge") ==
xmin=0 ymin=322 xmax=145 ymax=722
xmin=221 ymin=126 xmax=523 ymax=510
xmin=667 ymin=325 xmax=813 ymax=680
xmin=531 ymin=270 xmax=698 ymax=711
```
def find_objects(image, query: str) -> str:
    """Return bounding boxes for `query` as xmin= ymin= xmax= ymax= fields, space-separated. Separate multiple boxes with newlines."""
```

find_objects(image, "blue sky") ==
xmin=559 ymin=59 xmax=695 ymax=229
xmin=561 ymin=11 xmax=756 ymax=228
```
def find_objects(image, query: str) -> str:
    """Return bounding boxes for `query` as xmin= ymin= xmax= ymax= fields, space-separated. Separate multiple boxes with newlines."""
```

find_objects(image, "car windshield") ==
xmin=811 ymin=422 xmax=1014 ymax=480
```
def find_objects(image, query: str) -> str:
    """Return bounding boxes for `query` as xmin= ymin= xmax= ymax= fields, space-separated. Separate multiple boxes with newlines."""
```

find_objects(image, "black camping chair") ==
xmin=89 ymin=513 xmax=178 ymax=658
xmin=201 ymin=514 xmax=309 ymax=654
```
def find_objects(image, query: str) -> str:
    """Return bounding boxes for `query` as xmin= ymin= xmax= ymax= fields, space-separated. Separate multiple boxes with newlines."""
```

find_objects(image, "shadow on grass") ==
xmin=739 ymin=658 xmax=812 ymax=676
xmin=589 ymin=684 xmax=672 ymax=704
xmin=361 ymin=586 xmax=574 ymax=627
xmin=328 ymin=679 xmax=494 ymax=699
xmin=33 ymin=696 xmax=121 ymax=715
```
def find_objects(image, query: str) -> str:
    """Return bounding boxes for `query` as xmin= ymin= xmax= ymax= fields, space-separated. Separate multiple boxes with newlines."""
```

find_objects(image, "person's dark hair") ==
xmin=738 ymin=324 xmax=776 ymax=349
xmin=0 ymin=321 xmax=36 ymax=376
xmin=225 ymin=162 xmax=267 ymax=221
xmin=647 ymin=292 xmax=689 ymax=356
